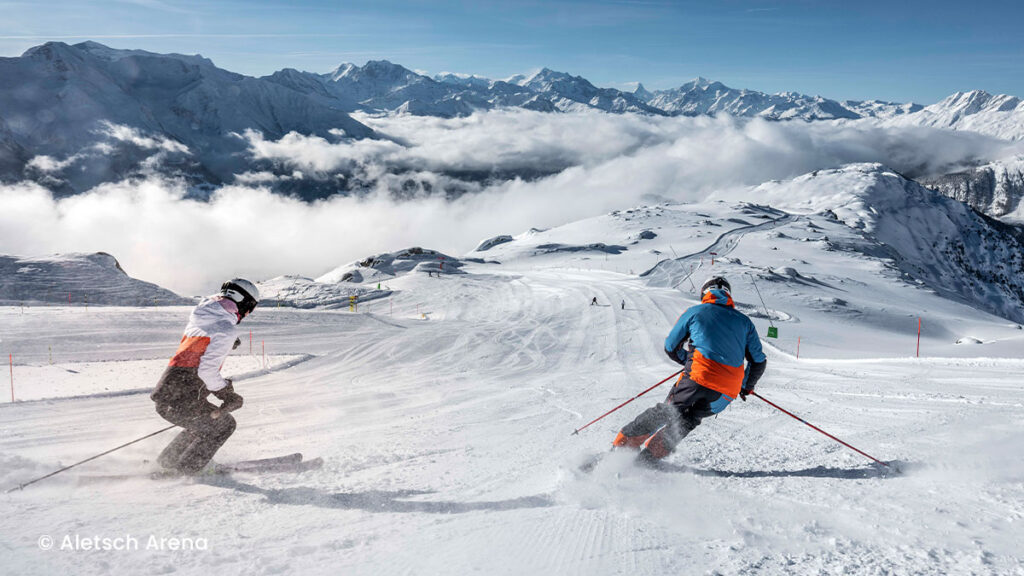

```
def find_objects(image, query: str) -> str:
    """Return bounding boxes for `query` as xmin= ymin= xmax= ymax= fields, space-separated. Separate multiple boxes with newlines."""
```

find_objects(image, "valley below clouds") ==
xmin=2 ymin=109 xmax=1023 ymax=295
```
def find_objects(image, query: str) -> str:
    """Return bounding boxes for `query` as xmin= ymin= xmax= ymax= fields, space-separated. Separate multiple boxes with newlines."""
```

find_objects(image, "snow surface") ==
xmin=3 ymin=188 xmax=1024 ymax=575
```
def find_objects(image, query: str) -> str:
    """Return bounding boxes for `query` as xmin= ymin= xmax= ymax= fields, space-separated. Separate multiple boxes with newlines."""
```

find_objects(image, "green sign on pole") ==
xmin=767 ymin=326 xmax=778 ymax=339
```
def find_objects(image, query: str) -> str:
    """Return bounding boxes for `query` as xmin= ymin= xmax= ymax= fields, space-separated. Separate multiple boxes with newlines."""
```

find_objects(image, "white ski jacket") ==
xmin=167 ymin=296 xmax=239 ymax=392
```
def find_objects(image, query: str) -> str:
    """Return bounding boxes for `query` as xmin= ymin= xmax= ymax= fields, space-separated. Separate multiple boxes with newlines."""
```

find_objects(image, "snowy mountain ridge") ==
xmin=4 ymin=41 xmax=1024 ymax=199
xmin=881 ymin=90 xmax=1024 ymax=141
xmin=0 ymin=41 xmax=374 ymax=194
xmin=750 ymin=163 xmax=1024 ymax=324
xmin=0 ymin=252 xmax=193 ymax=306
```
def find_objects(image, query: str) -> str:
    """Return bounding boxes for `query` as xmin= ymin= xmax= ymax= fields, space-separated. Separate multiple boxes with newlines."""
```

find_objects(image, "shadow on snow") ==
xmin=656 ymin=460 xmax=906 ymax=479
xmin=200 ymin=476 xmax=556 ymax=513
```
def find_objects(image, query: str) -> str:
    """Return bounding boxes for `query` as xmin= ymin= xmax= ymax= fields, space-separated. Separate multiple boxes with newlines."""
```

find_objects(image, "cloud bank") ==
xmin=2 ymin=110 xmax=1022 ymax=295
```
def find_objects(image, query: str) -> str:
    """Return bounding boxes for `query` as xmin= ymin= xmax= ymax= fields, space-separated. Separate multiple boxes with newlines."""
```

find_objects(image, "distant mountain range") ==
xmin=0 ymin=41 xmax=374 ymax=194
xmin=2 ymin=41 xmax=1024 ymax=198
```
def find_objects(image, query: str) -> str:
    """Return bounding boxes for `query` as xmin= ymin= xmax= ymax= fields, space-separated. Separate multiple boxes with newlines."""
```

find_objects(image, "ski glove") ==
xmin=212 ymin=380 xmax=244 ymax=412
xmin=739 ymin=386 xmax=754 ymax=402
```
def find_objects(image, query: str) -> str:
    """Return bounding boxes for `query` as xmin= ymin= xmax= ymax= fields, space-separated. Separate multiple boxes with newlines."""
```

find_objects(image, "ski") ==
xmin=576 ymin=450 xmax=690 ymax=474
xmin=215 ymin=456 xmax=323 ymax=474
xmin=577 ymin=451 xmax=609 ymax=473
xmin=77 ymin=453 xmax=319 ymax=484
xmin=228 ymin=453 xmax=303 ymax=470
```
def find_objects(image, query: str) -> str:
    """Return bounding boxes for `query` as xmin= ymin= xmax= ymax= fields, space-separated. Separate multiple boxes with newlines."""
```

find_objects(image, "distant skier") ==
xmin=150 ymin=279 xmax=260 ymax=474
xmin=613 ymin=276 xmax=767 ymax=465
xmin=621 ymin=300 xmax=625 ymax=310
xmin=591 ymin=297 xmax=598 ymax=306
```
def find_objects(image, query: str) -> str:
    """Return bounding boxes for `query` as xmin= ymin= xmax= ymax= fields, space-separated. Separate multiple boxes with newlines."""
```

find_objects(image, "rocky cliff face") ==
xmin=923 ymin=157 xmax=1024 ymax=223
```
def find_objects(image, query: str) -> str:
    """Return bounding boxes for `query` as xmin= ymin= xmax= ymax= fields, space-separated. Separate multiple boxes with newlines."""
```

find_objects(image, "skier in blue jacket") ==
xmin=613 ymin=276 xmax=767 ymax=464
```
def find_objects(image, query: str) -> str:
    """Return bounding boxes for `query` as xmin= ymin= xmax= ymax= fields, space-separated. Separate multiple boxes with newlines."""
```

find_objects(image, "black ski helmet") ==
xmin=700 ymin=276 xmax=731 ymax=295
xmin=220 ymin=278 xmax=260 ymax=318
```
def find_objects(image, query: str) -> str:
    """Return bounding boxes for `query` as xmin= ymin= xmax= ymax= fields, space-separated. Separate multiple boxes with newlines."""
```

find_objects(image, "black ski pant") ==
xmin=152 ymin=367 xmax=236 ymax=473
xmin=618 ymin=376 xmax=731 ymax=459
xmin=155 ymin=401 xmax=236 ymax=473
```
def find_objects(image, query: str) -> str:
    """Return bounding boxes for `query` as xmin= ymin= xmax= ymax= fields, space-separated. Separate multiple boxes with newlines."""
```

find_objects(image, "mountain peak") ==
xmin=634 ymin=82 xmax=653 ymax=100
xmin=364 ymin=59 xmax=401 ymax=69
xmin=72 ymin=40 xmax=112 ymax=52
xmin=528 ymin=67 xmax=572 ymax=82
xmin=22 ymin=41 xmax=78 ymax=60
xmin=522 ymin=67 xmax=592 ymax=93
xmin=363 ymin=60 xmax=420 ymax=77
xmin=329 ymin=62 xmax=357 ymax=78
xmin=934 ymin=90 xmax=1023 ymax=115
xmin=677 ymin=76 xmax=728 ymax=92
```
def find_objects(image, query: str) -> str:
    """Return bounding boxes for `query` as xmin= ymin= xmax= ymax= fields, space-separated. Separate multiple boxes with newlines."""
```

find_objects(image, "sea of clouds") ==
xmin=1 ymin=110 xmax=1022 ymax=295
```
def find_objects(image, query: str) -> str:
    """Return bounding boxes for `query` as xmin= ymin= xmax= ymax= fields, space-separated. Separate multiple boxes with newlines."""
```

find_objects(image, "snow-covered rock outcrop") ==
xmin=923 ymin=156 xmax=1024 ymax=223
xmin=317 ymin=247 xmax=466 ymax=285
xmin=256 ymin=275 xmax=390 ymax=309
xmin=0 ymin=252 xmax=192 ymax=306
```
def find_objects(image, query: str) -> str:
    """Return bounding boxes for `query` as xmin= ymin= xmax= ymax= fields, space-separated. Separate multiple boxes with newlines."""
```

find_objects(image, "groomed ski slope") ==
xmin=2 ymin=260 xmax=1023 ymax=575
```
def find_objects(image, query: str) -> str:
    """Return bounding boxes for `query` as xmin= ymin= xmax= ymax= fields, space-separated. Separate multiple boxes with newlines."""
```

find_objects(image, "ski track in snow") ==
xmin=1 ymin=265 xmax=1023 ymax=576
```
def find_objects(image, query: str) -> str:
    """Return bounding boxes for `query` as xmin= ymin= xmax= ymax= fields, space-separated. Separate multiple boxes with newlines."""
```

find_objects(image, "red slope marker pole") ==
xmin=916 ymin=318 xmax=921 ymax=358
xmin=797 ymin=337 xmax=801 ymax=359
xmin=572 ymin=369 xmax=683 ymax=436
xmin=752 ymin=392 xmax=889 ymax=467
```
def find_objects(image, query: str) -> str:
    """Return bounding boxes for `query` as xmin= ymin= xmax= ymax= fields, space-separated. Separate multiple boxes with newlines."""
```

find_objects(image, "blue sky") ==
xmin=1 ymin=0 xmax=1021 ymax=103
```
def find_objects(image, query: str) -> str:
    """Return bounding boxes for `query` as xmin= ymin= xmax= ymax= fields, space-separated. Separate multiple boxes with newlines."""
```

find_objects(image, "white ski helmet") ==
xmin=220 ymin=278 xmax=260 ymax=317
xmin=700 ymin=276 xmax=731 ymax=295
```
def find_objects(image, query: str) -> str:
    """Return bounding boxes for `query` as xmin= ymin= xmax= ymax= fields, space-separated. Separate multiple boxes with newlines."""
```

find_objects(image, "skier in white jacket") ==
xmin=150 ymin=279 xmax=260 ymax=474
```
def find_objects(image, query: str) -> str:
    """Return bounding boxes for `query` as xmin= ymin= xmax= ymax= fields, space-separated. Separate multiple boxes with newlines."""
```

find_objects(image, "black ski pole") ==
xmin=746 ymin=272 xmax=776 ymax=333
xmin=6 ymin=425 xmax=176 ymax=493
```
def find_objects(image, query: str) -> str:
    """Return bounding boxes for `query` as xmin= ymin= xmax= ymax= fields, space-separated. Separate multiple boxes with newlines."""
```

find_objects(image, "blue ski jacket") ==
xmin=665 ymin=289 xmax=767 ymax=398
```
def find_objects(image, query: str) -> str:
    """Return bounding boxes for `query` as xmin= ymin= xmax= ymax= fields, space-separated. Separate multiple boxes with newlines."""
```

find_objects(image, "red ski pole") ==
xmin=751 ymin=391 xmax=890 ymax=467
xmin=572 ymin=369 xmax=683 ymax=436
